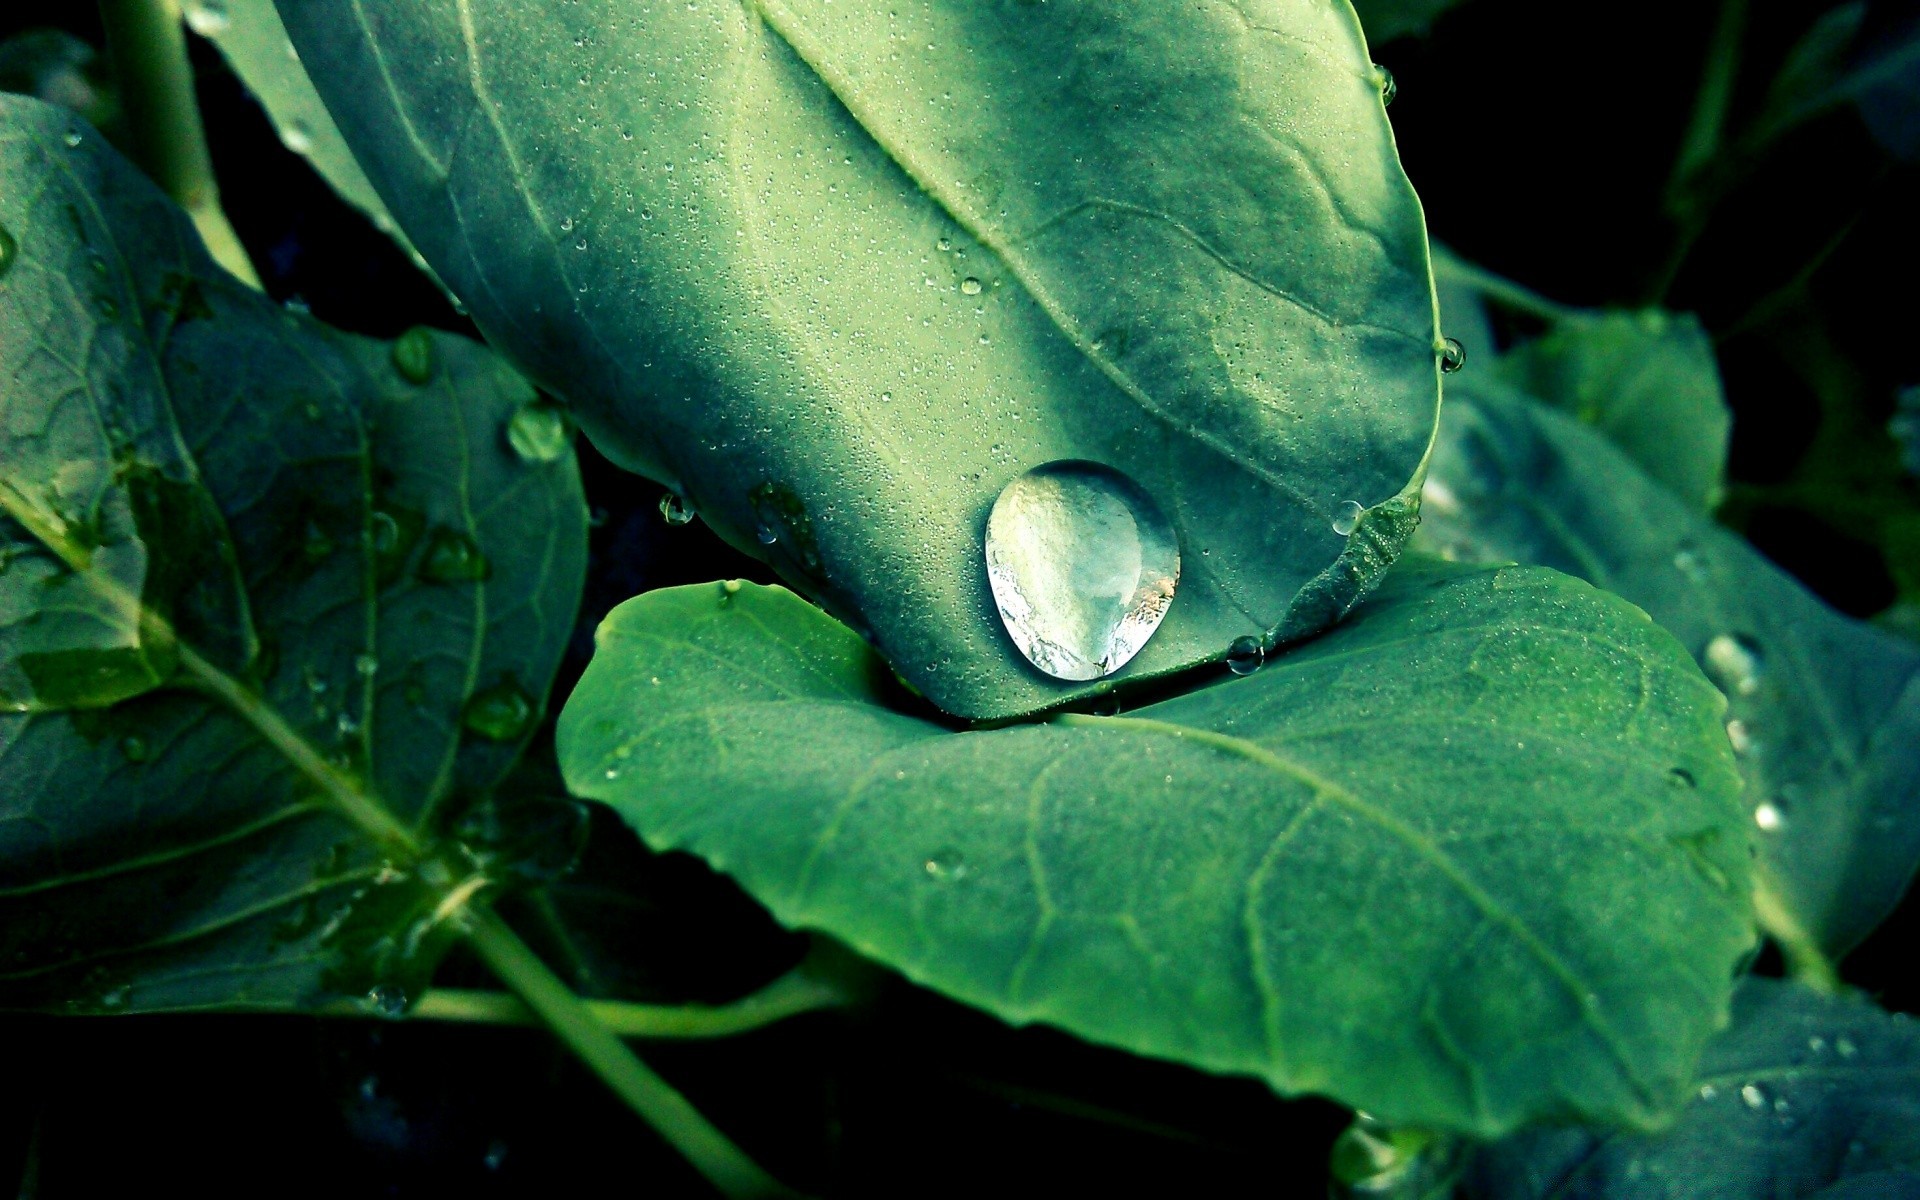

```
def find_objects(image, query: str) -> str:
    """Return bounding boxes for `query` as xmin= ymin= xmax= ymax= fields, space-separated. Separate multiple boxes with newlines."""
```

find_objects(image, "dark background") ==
xmin=2 ymin=2 xmax=1916 ymax=1195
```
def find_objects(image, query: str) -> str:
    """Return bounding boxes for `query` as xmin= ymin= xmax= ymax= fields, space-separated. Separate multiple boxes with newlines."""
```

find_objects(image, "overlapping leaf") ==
xmin=1465 ymin=979 xmax=1920 ymax=1199
xmin=274 ymin=0 xmax=1442 ymax=719
xmin=0 ymin=96 xmax=587 ymax=1012
xmin=559 ymin=563 xmax=1753 ymax=1136
xmin=1414 ymin=380 xmax=1920 ymax=959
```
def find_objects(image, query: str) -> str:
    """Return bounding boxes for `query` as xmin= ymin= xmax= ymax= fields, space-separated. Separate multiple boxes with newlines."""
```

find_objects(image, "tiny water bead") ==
xmin=658 ymin=492 xmax=697 ymax=526
xmin=1332 ymin=500 xmax=1366 ymax=537
xmin=463 ymin=681 xmax=536 ymax=742
xmin=923 ymin=849 xmax=970 ymax=882
xmin=1226 ymin=636 xmax=1264 ymax=676
xmin=506 ymin=400 xmax=572 ymax=463
xmin=985 ymin=460 xmax=1180 ymax=682
xmin=1754 ymin=800 xmax=1786 ymax=832
xmin=419 ymin=528 xmax=489 ymax=583
xmin=1703 ymin=633 xmax=1765 ymax=697
xmin=1438 ymin=337 xmax=1467 ymax=374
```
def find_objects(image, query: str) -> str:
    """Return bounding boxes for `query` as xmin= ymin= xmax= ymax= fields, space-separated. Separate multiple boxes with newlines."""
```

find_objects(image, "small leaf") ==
xmin=1415 ymin=380 xmax=1920 ymax=959
xmin=277 ymin=0 xmax=1443 ymax=719
xmin=559 ymin=564 xmax=1753 ymax=1136
xmin=1463 ymin=978 xmax=1920 ymax=1199
xmin=1494 ymin=310 xmax=1730 ymax=510
xmin=0 ymin=96 xmax=588 ymax=1013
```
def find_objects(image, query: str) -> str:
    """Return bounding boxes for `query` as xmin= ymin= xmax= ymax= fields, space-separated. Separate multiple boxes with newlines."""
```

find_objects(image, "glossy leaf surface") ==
xmin=1465 ymin=978 xmax=1920 ymax=1199
xmin=274 ymin=0 xmax=1443 ymax=719
xmin=560 ymin=563 xmax=1753 ymax=1136
xmin=0 ymin=97 xmax=588 ymax=1012
xmin=1415 ymin=381 xmax=1920 ymax=959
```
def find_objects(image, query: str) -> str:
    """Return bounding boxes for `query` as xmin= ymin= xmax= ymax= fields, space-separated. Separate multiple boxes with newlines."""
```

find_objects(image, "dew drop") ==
xmin=120 ymin=735 xmax=150 ymax=763
xmin=369 ymin=511 xmax=401 ymax=555
xmin=1725 ymin=718 xmax=1755 ymax=755
xmin=281 ymin=119 xmax=315 ymax=155
xmin=658 ymin=492 xmax=697 ymax=526
xmin=0 ymin=225 xmax=16 ymax=280
xmin=354 ymin=654 xmax=379 ymax=678
xmin=506 ymin=401 xmax=572 ymax=463
xmin=984 ymin=461 xmax=1180 ymax=682
xmin=756 ymin=522 xmax=778 ymax=545
xmin=1739 ymin=1083 xmax=1767 ymax=1110
xmin=960 ymin=276 xmax=983 ymax=296
xmin=1332 ymin=500 xmax=1366 ymax=537
xmin=1226 ymin=636 xmax=1264 ymax=676
xmin=362 ymin=983 xmax=411 ymax=1019
xmin=1374 ymin=64 xmax=1397 ymax=106
xmin=183 ymin=0 xmax=230 ymax=36
xmin=1438 ymin=337 xmax=1467 ymax=374
xmin=1754 ymin=801 xmax=1786 ymax=832
xmin=1703 ymin=633 xmax=1764 ymax=697
xmin=1673 ymin=542 xmax=1708 ymax=582
xmin=391 ymin=327 xmax=437 ymax=384
xmin=1836 ymin=1035 xmax=1858 ymax=1058
xmin=463 ymin=681 xmax=536 ymax=742
xmin=62 ymin=130 xmax=82 ymax=149
xmin=923 ymin=849 xmax=970 ymax=882
xmin=419 ymin=528 xmax=489 ymax=583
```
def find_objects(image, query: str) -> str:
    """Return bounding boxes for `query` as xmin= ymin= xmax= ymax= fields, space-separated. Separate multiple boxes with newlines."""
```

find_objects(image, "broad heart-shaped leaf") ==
xmin=1463 ymin=978 xmax=1920 ymax=1199
xmin=0 ymin=96 xmax=587 ymax=1012
xmin=1 ymin=111 xmax=252 ymax=711
xmin=559 ymin=563 xmax=1755 ymax=1136
xmin=274 ymin=0 xmax=1443 ymax=721
xmin=1494 ymin=310 xmax=1730 ymax=511
xmin=1414 ymin=380 xmax=1920 ymax=961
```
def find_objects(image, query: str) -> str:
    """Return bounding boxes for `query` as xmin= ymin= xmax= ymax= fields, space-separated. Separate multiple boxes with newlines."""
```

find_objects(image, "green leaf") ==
xmin=1350 ymin=0 xmax=1474 ymax=44
xmin=1414 ymin=380 xmax=1920 ymax=962
xmin=0 ymin=96 xmax=588 ymax=1013
xmin=1463 ymin=978 xmax=1920 ymax=1199
xmin=1 ymin=114 xmax=253 ymax=712
xmin=559 ymin=564 xmax=1753 ymax=1136
xmin=183 ymin=0 xmax=423 ymax=264
xmin=1494 ymin=310 xmax=1731 ymax=511
xmin=275 ymin=0 xmax=1442 ymax=720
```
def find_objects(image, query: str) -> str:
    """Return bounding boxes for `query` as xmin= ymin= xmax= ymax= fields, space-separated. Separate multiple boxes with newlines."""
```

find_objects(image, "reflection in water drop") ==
xmin=1226 ymin=636 xmax=1264 ymax=677
xmin=506 ymin=401 xmax=572 ymax=463
xmin=1703 ymin=633 xmax=1764 ymax=697
xmin=985 ymin=461 xmax=1180 ymax=682
xmin=1438 ymin=337 xmax=1467 ymax=374
xmin=1332 ymin=500 xmax=1365 ymax=537
xmin=658 ymin=492 xmax=697 ymax=526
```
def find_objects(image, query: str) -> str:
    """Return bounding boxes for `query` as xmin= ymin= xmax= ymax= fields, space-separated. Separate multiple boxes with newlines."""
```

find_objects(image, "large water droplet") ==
xmin=361 ymin=983 xmax=411 ymax=1019
xmin=506 ymin=401 xmax=572 ymax=463
xmin=1439 ymin=337 xmax=1467 ymax=374
xmin=1226 ymin=636 xmax=1264 ymax=676
xmin=658 ymin=492 xmax=697 ymax=526
xmin=463 ymin=681 xmax=536 ymax=742
xmin=960 ymin=276 xmax=983 ymax=296
xmin=1703 ymin=633 xmax=1764 ymax=697
xmin=985 ymin=461 xmax=1180 ymax=681
xmin=1374 ymin=64 xmax=1397 ymax=106
xmin=1332 ymin=500 xmax=1365 ymax=537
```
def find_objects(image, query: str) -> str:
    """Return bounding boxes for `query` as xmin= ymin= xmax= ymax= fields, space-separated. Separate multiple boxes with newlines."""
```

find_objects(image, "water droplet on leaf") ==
xmin=1439 ymin=337 xmax=1466 ymax=374
xmin=506 ymin=401 xmax=572 ymax=463
xmin=281 ymin=119 xmax=315 ymax=155
xmin=1740 ymin=1083 xmax=1768 ymax=1110
xmin=1754 ymin=801 xmax=1786 ymax=832
xmin=354 ymin=654 xmax=379 ymax=678
xmin=960 ymin=276 xmax=983 ymax=296
xmin=923 ymin=849 xmax=970 ymax=882
xmin=183 ymin=0 xmax=230 ymax=36
xmin=362 ymin=983 xmax=411 ymax=1019
xmin=391 ymin=327 xmax=437 ymax=384
xmin=1704 ymin=633 xmax=1764 ymax=697
xmin=462 ymin=681 xmax=536 ymax=742
xmin=1332 ymin=500 xmax=1365 ymax=537
xmin=1374 ymin=64 xmax=1397 ymax=106
xmin=62 ymin=130 xmax=82 ymax=148
xmin=985 ymin=460 xmax=1180 ymax=682
xmin=1226 ymin=636 xmax=1263 ymax=676
xmin=119 ymin=735 xmax=149 ymax=763
xmin=419 ymin=528 xmax=489 ymax=583
xmin=658 ymin=492 xmax=697 ymax=525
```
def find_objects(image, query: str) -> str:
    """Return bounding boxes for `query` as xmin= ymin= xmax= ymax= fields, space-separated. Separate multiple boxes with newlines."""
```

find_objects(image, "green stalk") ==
xmin=1429 ymin=246 xmax=1579 ymax=325
xmin=97 ymin=0 xmax=261 ymax=287
xmin=1651 ymin=0 xmax=1749 ymax=301
xmin=463 ymin=909 xmax=804 ymax=1200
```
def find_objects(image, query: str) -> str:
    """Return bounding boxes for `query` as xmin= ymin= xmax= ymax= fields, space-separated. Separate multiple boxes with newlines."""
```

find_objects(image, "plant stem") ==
xmin=1429 ymin=246 xmax=1580 ymax=325
xmin=97 ymin=0 xmax=261 ymax=287
xmin=463 ymin=908 xmax=804 ymax=1200
xmin=1752 ymin=875 xmax=1838 ymax=993
xmin=1669 ymin=0 xmax=1749 ymax=207
xmin=307 ymin=965 xmax=852 ymax=1038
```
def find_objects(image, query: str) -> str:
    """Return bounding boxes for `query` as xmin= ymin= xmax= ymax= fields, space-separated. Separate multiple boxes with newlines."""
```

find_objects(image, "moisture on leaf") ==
xmin=559 ymin=562 xmax=1754 ymax=1137
xmin=0 ymin=96 xmax=588 ymax=1014
xmin=276 ymin=0 xmax=1444 ymax=719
